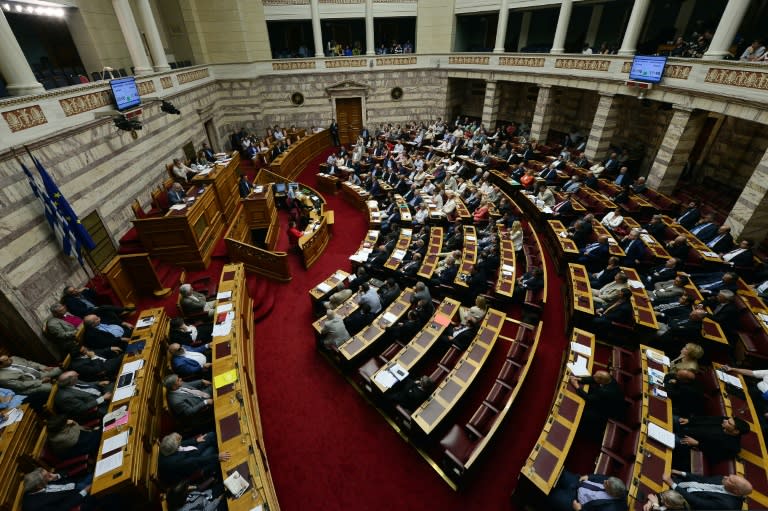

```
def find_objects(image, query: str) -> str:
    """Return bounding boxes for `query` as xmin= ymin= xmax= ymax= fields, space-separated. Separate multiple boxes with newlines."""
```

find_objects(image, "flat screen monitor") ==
xmin=628 ymin=55 xmax=667 ymax=83
xmin=110 ymin=77 xmax=141 ymax=111
xmin=273 ymin=183 xmax=287 ymax=194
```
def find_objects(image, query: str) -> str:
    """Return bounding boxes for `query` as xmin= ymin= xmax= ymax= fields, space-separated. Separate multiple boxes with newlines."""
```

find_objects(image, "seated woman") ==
xmin=473 ymin=199 xmax=490 ymax=223
xmin=669 ymin=342 xmax=704 ymax=374
xmin=460 ymin=296 xmax=488 ymax=325
xmin=46 ymin=414 xmax=102 ymax=458
xmin=601 ymin=207 xmax=624 ymax=232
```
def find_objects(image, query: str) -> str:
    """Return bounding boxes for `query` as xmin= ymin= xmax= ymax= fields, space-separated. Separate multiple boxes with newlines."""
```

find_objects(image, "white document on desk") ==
xmin=216 ymin=302 xmax=233 ymax=314
xmin=101 ymin=430 xmax=129 ymax=454
xmin=646 ymin=349 xmax=670 ymax=366
xmin=169 ymin=204 xmax=186 ymax=211
xmin=381 ymin=312 xmax=398 ymax=325
xmin=135 ymin=316 xmax=155 ymax=328
xmin=647 ymin=422 xmax=675 ymax=449
xmin=120 ymin=359 xmax=144 ymax=375
xmin=212 ymin=312 xmax=235 ymax=337
xmin=216 ymin=290 xmax=232 ymax=300
xmin=0 ymin=408 xmax=23 ymax=429
xmin=95 ymin=451 xmax=124 ymax=477
xmin=628 ymin=279 xmax=644 ymax=289
xmin=373 ymin=370 xmax=398 ymax=389
xmin=112 ymin=385 xmax=136 ymax=403
xmin=567 ymin=355 xmax=590 ymax=377
xmin=316 ymin=282 xmax=332 ymax=293
xmin=715 ymin=370 xmax=743 ymax=389
xmin=390 ymin=363 xmax=409 ymax=381
xmin=570 ymin=342 xmax=592 ymax=357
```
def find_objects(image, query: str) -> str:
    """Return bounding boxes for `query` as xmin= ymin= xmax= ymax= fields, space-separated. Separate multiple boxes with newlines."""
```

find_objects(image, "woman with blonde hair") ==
xmin=508 ymin=220 xmax=524 ymax=254
xmin=460 ymin=295 xmax=488 ymax=325
xmin=643 ymin=490 xmax=690 ymax=510
xmin=670 ymin=343 xmax=704 ymax=373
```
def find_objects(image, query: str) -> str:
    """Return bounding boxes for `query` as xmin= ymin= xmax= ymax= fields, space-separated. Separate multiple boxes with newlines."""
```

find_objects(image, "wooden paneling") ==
xmin=335 ymin=97 xmax=362 ymax=146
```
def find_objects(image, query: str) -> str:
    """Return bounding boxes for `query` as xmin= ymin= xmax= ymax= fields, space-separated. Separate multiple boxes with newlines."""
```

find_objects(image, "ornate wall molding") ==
xmin=176 ymin=68 xmax=210 ymax=85
xmin=59 ymin=91 xmax=112 ymax=117
xmin=319 ymin=0 xmax=362 ymax=3
xmin=621 ymin=61 xmax=632 ymax=73
xmin=705 ymin=67 xmax=768 ymax=90
xmin=325 ymin=58 xmax=367 ymax=68
xmin=555 ymin=59 xmax=610 ymax=71
xmin=263 ymin=0 xmax=308 ymax=4
xmin=499 ymin=56 xmax=545 ymax=68
xmin=137 ymin=80 xmax=156 ymax=95
xmin=2 ymin=105 xmax=47 ymax=132
xmin=375 ymin=56 xmax=416 ymax=66
xmin=448 ymin=56 xmax=489 ymax=65
xmin=161 ymin=76 xmax=174 ymax=89
xmin=272 ymin=61 xmax=317 ymax=70
xmin=664 ymin=65 xmax=692 ymax=80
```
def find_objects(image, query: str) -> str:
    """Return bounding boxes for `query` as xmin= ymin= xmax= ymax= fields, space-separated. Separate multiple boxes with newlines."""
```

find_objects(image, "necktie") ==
xmin=74 ymin=383 xmax=101 ymax=396
xmin=677 ymin=481 xmax=729 ymax=494
xmin=180 ymin=386 xmax=210 ymax=399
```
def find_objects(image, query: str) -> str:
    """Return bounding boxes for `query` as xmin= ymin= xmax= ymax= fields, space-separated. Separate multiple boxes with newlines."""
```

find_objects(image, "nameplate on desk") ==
xmin=217 ymin=383 xmax=235 ymax=397
xmin=215 ymin=343 xmax=232 ymax=358
xmin=219 ymin=413 xmax=241 ymax=442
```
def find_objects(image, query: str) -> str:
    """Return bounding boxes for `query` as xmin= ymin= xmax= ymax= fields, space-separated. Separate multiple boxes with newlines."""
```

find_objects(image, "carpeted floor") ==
xmin=128 ymin=150 xmax=571 ymax=511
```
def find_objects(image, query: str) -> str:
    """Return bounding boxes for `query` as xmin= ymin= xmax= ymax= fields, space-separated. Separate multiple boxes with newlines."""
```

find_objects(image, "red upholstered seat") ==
xmin=429 ymin=365 xmax=448 ymax=384
xmin=466 ymin=404 xmax=497 ymax=439
xmin=484 ymin=382 xmax=512 ymax=413
xmin=358 ymin=358 xmax=383 ymax=385
xmin=506 ymin=342 xmax=528 ymax=363
xmin=439 ymin=346 xmax=461 ymax=368
xmin=379 ymin=342 xmax=403 ymax=363
xmin=440 ymin=424 xmax=476 ymax=469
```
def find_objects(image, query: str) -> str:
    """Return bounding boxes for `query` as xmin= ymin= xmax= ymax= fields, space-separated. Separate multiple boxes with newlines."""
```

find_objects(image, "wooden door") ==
xmin=335 ymin=97 xmax=362 ymax=146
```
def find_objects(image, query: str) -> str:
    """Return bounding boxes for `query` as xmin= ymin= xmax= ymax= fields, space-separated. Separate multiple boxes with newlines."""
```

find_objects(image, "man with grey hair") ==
xmin=179 ymin=283 xmax=215 ymax=319
xmin=54 ymin=370 xmax=112 ymax=420
xmin=23 ymin=466 xmax=92 ymax=510
xmin=45 ymin=303 xmax=82 ymax=357
xmin=158 ymin=431 xmax=230 ymax=485
xmin=320 ymin=309 xmax=351 ymax=349
xmin=164 ymin=373 xmax=214 ymax=424
xmin=548 ymin=470 xmax=628 ymax=511
xmin=0 ymin=354 xmax=61 ymax=410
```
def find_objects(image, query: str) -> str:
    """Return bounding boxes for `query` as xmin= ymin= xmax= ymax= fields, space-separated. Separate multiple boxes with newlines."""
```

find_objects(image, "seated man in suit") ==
xmin=654 ymin=293 xmax=696 ymax=324
xmin=386 ymin=375 xmax=435 ymax=412
xmin=551 ymin=191 xmax=575 ymax=218
xmin=643 ymin=214 xmax=667 ymax=240
xmin=620 ymin=228 xmax=646 ymax=267
xmin=650 ymin=275 xmax=689 ymax=304
xmin=672 ymin=415 xmax=749 ymax=470
xmin=378 ymin=278 xmax=401 ymax=308
xmin=643 ymin=257 xmax=680 ymax=289
xmin=158 ymin=431 xmax=230 ymax=485
xmin=577 ymin=235 xmax=611 ymax=272
xmin=400 ymin=252 xmax=422 ymax=278
xmin=591 ymin=288 xmax=633 ymax=336
xmin=431 ymin=256 xmax=459 ymax=286
xmin=45 ymin=303 xmax=83 ymax=357
xmin=54 ymin=371 xmax=112 ymax=420
xmin=665 ymin=236 xmax=690 ymax=261
xmin=164 ymin=374 xmax=214 ymax=425
xmin=179 ymin=283 xmax=215 ymax=319
xmin=548 ymin=471 xmax=628 ymax=511
xmin=722 ymin=239 xmax=754 ymax=268
xmin=657 ymin=308 xmax=707 ymax=340
xmin=692 ymin=270 xmax=738 ymax=296
xmin=592 ymin=272 xmax=629 ymax=307
xmin=45 ymin=414 xmax=102 ymax=459
xmin=512 ymin=267 xmax=545 ymax=303
xmin=169 ymin=343 xmax=211 ymax=379
xmin=702 ymin=289 xmax=739 ymax=333
xmin=438 ymin=317 xmax=479 ymax=352
xmin=589 ymin=256 xmax=622 ymax=289
xmin=169 ymin=317 xmax=212 ymax=347
xmin=706 ymin=225 xmax=734 ymax=253
xmin=675 ymin=201 xmax=701 ymax=230
xmin=0 ymin=355 xmax=62 ymax=410
xmin=343 ymin=303 xmax=374 ymax=337
xmin=82 ymin=314 xmax=129 ymax=351
xmin=167 ymin=182 xmax=186 ymax=206
xmin=662 ymin=472 xmax=752 ymax=511
xmin=22 ymin=467 xmax=93 ymax=511
xmin=688 ymin=214 xmax=718 ymax=243
xmin=61 ymin=285 xmax=133 ymax=322
xmin=569 ymin=370 xmax=626 ymax=437
xmin=320 ymin=309 xmax=351 ymax=348
xmin=356 ymin=282 xmax=382 ymax=314
xmin=68 ymin=345 xmax=123 ymax=382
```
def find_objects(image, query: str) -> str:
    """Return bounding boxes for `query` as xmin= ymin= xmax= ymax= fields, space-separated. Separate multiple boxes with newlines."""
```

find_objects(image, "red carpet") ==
xmin=126 ymin=150 xmax=571 ymax=510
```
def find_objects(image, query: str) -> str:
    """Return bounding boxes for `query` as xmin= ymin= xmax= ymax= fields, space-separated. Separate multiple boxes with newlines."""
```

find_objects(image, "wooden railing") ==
xmin=224 ymin=204 xmax=291 ymax=282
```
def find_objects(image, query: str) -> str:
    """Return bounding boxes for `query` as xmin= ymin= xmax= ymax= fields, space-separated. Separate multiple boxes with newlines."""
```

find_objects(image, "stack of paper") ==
xmin=95 ymin=451 xmax=124 ymax=477
xmin=647 ymin=422 xmax=675 ymax=449
xmin=101 ymin=430 xmax=129 ymax=454
xmin=567 ymin=355 xmax=590 ymax=377
xmin=121 ymin=359 xmax=144 ymax=375
xmin=628 ymin=279 xmax=644 ymax=289
xmin=715 ymin=369 xmax=743 ymax=389
xmin=646 ymin=349 xmax=670 ymax=366
xmin=136 ymin=316 xmax=155 ymax=328
xmin=217 ymin=290 xmax=232 ymax=300
xmin=216 ymin=302 xmax=233 ymax=314
xmin=112 ymin=386 xmax=136 ymax=403
xmin=648 ymin=367 xmax=665 ymax=386
xmin=316 ymin=282 xmax=332 ymax=293
xmin=570 ymin=342 xmax=592 ymax=357
xmin=373 ymin=370 xmax=398 ymax=389
xmin=381 ymin=312 xmax=398 ymax=325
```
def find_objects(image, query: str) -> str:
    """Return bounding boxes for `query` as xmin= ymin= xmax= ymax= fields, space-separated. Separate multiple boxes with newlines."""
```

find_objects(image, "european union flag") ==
xmin=20 ymin=151 xmax=95 ymax=266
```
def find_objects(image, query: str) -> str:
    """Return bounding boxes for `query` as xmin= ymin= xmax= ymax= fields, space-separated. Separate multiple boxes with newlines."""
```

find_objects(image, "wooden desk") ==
xmin=660 ymin=216 xmax=723 ymax=264
xmin=591 ymin=222 xmax=625 ymax=257
xmin=567 ymin=263 xmax=595 ymax=315
xmin=547 ymin=220 xmax=579 ymax=272
xmin=384 ymin=228 xmax=413 ymax=271
xmin=367 ymin=200 xmax=381 ymax=229
xmin=394 ymin=194 xmax=412 ymax=223
xmin=348 ymin=230 xmax=380 ymax=267
xmin=412 ymin=309 xmax=505 ymax=434
xmin=682 ymin=283 xmax=729 ymax=345
xmin=0 ymin=404 xmax=43 ymax=509
xmin=340 ymin=182 xmax=371 ymax=211
xmin=309 ymin=269 xmax=350 ymax=303
xmin=91 ymin=307 xmax=168 ymax=501
xmin=339 ymin=288 xmax=415 ymax=363
xmin=454 ymin=226 xmax=478 ymax=287
xmin=132 ymin=185 xmax=224 ymax=270
xmin=312 ymin=287 xmax=373 ymax=335
xmin=211 ymin=263 xmax=280 ymax=511
xmin=299 ymin=211 xmax=333 ymax=269
xmin=191 ymin=152 xmax=240 ymax=222
xmin=576 ymin=186 xmax=616 ymax=214
xmin=521 ymin=329 xmax=595 ymax=494
xmin=316 ymin=173 xmax=340 ymax=195
xmin=622 ymin=217 xmax=670 ymax=260
xmin=496 ymin=234 xmax=517 ymax=298
xmin=418 ymin=227 xmax=444 ymax=279
xmin=489 ymin=170 xmax=521 ymax=199
xmin=454 ymin=196 xmax=472 ymax=223
xmin=270 ymin=129 xmax=332 ymax=180
xmin=371 ymin=298 xmax=461 ymax=393
xmin=621 ymin=267 xmax=658 ymax=329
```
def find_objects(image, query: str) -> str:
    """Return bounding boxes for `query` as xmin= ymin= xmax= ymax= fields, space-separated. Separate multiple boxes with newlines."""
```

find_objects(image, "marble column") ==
xmin=586 ymin=5 xmax=603 ymax=47
xmin=517 ymin=11 xmax=531 ymax=52
xmin=310 ymin=0 xmax=324 ymax=57
xmin=135 ymin=0 xmax=170 ymax=72
xmin=550 ymin=0 xmax=573 ymax=54
xmin=727 ymin=146 xmax=768 ymax=240
xmin=365 ymin=0 xmax=375 ymax=55
xmin=481 ymin=80 xmax=501 ymax=129
xmin=584 ymin=93 xmax=618 ymax=162
xmin=646 ymin=107 xmax=706 ymax=195
xmin=493 ymin=0 xmax=510 ymax=53
xmin=617 ymin=0 xmax=651 ymax=56
xmin=702 ymin=0 xmax=751 ymax=59
xmin=0 ymin=10 xmax=44 ymax=96
xmin=112 ymin=0 xmax=152 ymax=75
xmin=529 ymin=85 xmax=554 ymax=145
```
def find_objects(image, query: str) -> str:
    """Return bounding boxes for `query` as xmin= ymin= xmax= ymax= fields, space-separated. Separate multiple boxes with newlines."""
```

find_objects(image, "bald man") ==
xmin=569 ymin=370 xmax=625 ymax=436
xmin=663 ymin=471 xmax=751 ymax=510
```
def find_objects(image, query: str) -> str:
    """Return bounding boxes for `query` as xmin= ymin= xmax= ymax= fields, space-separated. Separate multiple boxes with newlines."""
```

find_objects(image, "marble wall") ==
xmin=699 ymin=116 xmax=768 ymax=192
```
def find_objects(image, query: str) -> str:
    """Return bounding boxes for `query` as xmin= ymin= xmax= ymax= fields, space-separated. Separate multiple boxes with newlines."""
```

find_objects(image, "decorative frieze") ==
xmin=319 ymin=0 xmax=362 ymax=3
xmin=375 ymin=56 xmax=417 ymax=66
xmin=2 ymin=105 xmax=47 ymax=132
xmin=325 ymin=59 xmax=367 ymax=68
xmin=448 ymin=56 xmax=489 ymax=65
xmin=263 ymin=0 xmax=308 ymax=4
xmin=664 ymin=65 xmax=691 ymax=80
xmin=137 ymin=80 xmax=156 ymax=95
xmin=499 ymin=56 xmax=545 ymax=68
xmin=176 ymin=68 xmax=210 ymax=85
xmin=705 ymin=67 xmax=768 ymax=90
xmin=554 ymin=59 xmax=610 ymax=72
xmin=272 ymin=61 xmax=317 ymax=71
xmin=161 ymin=76 xmax=174 ymax=89
xmin=622 ymin=61 xmax=632 ymax=73
xmin=59 ymin=91 xmax=112 ymax=117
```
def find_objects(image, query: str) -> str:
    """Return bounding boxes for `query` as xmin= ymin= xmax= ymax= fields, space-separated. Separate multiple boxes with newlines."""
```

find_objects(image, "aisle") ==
xmin=251 ymin=153 xmax=571 ymax=511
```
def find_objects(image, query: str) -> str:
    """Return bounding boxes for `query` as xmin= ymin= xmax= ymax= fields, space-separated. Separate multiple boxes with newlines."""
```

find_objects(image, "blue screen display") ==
xmin=628 ymin=55 xmax=667 ymax=83
xmin=110 ymin=77 xmax=141 ymax=110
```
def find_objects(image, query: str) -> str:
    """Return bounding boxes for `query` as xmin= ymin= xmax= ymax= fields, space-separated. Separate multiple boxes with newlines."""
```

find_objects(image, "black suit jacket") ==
xmin=575 ymin=377 xmax=625 ymax=423
xmin=673 ymin=474 xmax=745 ymax=510
xmin=23 ymin=478 xmax=86 ymax=511
xmin=707 ymin=232 xmax=733 ymax=253
xmin=677 ymin=208 xmax=700 ymax=230
xmin=84 ymin=327 xmax=122 ymax=350
xmin=678 ymin=415 xmax=742 ymax=462
xmin=449 ymin=325 xmax=479 ymax=351
xmin=600 ymin=300 xmax=633 ymax=324
xmin=158 ymin=437 xmax=219 ymax=484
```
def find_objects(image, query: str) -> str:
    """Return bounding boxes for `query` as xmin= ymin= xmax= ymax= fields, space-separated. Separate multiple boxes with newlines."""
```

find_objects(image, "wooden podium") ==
xmin=192 ymin=152 xmax=240 ymax=223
